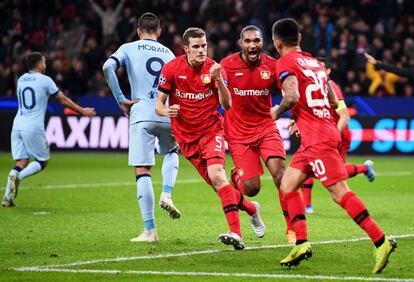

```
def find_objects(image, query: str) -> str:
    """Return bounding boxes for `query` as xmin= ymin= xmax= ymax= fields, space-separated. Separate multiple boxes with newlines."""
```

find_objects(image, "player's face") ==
xmin=185 ymin=36 xmax=207 ymax=66
xmin=39 ymin=56 xmax=47 ymax=73
xmin=240 ymin=30 xmax=263 ymax=63
xmin=272 ymin=37 xmax=283 ymax=56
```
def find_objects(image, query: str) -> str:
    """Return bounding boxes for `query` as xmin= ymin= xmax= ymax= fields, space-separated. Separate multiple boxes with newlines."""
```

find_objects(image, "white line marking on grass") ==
xmin=7 ymin=170 xmax=413 ymax=191
xmin=13 ymin=267 xmax=414 ymax=281
xmin=28 ymin=233 xmax=414 ymax=269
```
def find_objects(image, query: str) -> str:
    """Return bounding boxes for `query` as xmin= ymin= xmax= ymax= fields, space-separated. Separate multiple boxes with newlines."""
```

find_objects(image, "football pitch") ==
xmin=0 ymin=152 xmax=413 ymax=281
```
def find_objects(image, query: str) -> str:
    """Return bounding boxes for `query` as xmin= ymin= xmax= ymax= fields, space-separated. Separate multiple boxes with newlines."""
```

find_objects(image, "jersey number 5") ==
xmin=214 ymin=136 xmax=224 ymax=152
xmin=302 ymin=70 xmax=329 ymax=108
xmin=146 ymin=57 xmax=165 ymax=88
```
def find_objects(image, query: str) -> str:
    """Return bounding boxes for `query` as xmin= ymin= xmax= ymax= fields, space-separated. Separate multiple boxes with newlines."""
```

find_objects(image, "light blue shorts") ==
xmin=11 ymin=130 xmax=49 ymax=161
xmin=128 ymin=121 xmax=177 ymax=166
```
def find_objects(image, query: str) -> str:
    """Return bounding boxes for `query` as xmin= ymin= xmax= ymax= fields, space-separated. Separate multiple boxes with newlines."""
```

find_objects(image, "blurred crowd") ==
xmin=1 ymin=0 xmax=413 ymax=98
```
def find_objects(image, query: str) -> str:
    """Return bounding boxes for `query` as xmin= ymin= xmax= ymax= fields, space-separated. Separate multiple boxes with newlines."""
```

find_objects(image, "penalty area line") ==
xmin=20 ymin=233 xmax=414 ymax=269
xmin=13 ymin=267 xmax=414 ymax=281
xmin=4 ymin=170 xmax=413 ymax=191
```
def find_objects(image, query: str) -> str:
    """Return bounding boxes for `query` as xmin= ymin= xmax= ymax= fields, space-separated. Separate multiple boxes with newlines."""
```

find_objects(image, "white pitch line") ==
xmin=27 ymin=233 xmax=414 ymax=269
xmin=4 ymin=171 xmax=413 ymax=191
xmin=13 ymin=267 xmax=414 ymax=282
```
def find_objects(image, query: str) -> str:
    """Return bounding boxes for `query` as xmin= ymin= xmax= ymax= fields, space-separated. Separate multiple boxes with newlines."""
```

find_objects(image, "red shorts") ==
xmin=339 ymin=129 xmax=352 ymax=162
xmin=179 ymin=130 xmax=226 ymax=186
xmin=228 ymin=128 xmax=286 ymax=181
xmin=290 ymin=141 xmax=348 ymax=187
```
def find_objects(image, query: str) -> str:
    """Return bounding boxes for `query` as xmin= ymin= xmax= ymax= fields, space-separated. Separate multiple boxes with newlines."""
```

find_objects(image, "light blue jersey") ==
xmin=12 ymin=72 xmax=59 ymax=133
xmin=103 ymin=39 xmax=175 ymax=124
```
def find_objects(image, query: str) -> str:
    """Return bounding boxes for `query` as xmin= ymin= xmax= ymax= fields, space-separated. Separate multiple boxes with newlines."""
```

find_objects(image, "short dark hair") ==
xmin=240 ymin=25 xmax=263 ymax=39
xmin=316 ymin=57 xmax=332 ymax=69
xmin=183 ymin=27 xmax=206 ymax=46
xmin=138 ymin=12 xmax=160 ymax=33
xmin=26 ymin=52 xmax=43 ymax=70
xmin=272 ymin=18 xmax=299 ymax=46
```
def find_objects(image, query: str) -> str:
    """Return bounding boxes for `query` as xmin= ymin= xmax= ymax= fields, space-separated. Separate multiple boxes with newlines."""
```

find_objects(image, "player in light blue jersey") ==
xmin=102 ymin=12 xmax=180 ymax=243
xmin=2 ymin=52 xmax=96 ymax=207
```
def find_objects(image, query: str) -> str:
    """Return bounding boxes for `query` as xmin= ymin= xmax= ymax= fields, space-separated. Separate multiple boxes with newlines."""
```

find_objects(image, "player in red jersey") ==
xmin=155 ymin=27 xmax=264 ymax=250
xmin=300 ymin=57 xmax=376 ymax=214
xmin=221 ymin=25 xmax=295 ymax=243
xmin=271 ymin=18 xmax=396 ymax=273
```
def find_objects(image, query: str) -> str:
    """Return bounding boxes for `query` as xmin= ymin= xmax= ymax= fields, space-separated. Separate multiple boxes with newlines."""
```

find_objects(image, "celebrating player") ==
xmin=221 ymin=25 xmax=294 ymax=243
xmin=271 ymin=18 xmax=396 ymax=273
xmin=300 ymin=57 xmax=376 ymax=214
xmin=103 ymin=13 xmax=180 ymax=243
xmin=155 ymin=27 xmax=264 ymax=250
xmin=2 ymin=52 xmax=96 ymax=207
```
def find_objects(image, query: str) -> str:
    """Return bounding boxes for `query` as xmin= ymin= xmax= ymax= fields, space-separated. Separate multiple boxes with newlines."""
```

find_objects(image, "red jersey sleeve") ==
xmin=330 ymin=80 xmax=344 ymax=100
xmin=276 ymin=56 xmax=298 ymax=85
xmin=158 ymin=62 xmax=173 ymax=94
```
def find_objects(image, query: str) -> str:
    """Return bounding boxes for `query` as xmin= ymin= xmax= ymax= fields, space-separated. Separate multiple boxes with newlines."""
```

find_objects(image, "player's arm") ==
xmin=54 ymin=91 xmax=96 ymax=116
xmin=102 ymin=57 xmax=137 ymax=118
xmin=327 ymin=80 xmax=338 ymax=109
xmin=210 ymin=63 xmax=231 ymax=109
xmin=155 ymin=91 xmax=179 ymax=117
xmin=336 ymin=100 xmax=350 ymax=133
xmin=270 ymin=75 xmax=300 ymax=120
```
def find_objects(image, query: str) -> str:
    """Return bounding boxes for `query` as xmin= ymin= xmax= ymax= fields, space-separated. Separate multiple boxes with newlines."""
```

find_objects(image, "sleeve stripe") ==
xmin=279 ymin=71 xmax=294 ymax=84
xmin=158 ymin=86 xmax=171 ymax=95
xmin=110 ymin=56 xmax=121 ymax=69
xmin=51 ymin=90 xmax=60 ymax=96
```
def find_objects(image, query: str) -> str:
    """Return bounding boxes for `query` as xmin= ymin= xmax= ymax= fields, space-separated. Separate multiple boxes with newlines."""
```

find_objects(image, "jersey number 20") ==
xmin=302 ymin=70 xmax=329 ymax=108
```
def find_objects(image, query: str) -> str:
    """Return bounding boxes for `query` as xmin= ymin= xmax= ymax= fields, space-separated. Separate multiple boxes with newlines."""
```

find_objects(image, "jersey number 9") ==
xmin=146 ymin=57 xmax=165 ymax=88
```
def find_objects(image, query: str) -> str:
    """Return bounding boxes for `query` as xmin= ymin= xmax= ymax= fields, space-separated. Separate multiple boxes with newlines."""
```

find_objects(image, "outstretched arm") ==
xmin=271 ymin=75 xmax=300 ymax=120
xmin=55 ymin=92 xmax=96 ymax=116
xmin=365 ymin=52 xmax=414 ymax=79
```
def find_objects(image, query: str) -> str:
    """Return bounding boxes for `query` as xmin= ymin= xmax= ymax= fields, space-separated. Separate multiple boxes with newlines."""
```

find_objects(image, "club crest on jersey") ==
xmin=260 ymin=70 xmax=270 ymax=80
xmin=201 ymin=74 xmax=211 ymax=84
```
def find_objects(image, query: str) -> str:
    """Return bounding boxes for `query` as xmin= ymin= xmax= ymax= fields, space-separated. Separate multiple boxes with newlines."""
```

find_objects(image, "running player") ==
xmin=2 ymin=52 xmax=96 ymax=207
xmin=221 ymin=25 xmax=294 ymax=243
xmin=156 ymin=27 xmax=264 ymax=250
xmin=271 ymin=18 xmax=396 ymax=274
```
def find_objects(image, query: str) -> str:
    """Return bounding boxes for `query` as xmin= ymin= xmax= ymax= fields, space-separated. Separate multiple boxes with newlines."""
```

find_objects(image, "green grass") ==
xmin=0 ymin=152 xmax=413 ymax=281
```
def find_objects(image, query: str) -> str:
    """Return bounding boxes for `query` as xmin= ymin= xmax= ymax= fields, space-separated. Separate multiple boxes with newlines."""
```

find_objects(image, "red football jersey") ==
xmin=276 ymin=51 xmax=340 ymax=148
xmin=221 ymin=53 xmax=279 ymax=144
xmin=330 ymin=80 xmax=351 ymax=142
xmin=158 ymin=55 xmax=224 ymax=143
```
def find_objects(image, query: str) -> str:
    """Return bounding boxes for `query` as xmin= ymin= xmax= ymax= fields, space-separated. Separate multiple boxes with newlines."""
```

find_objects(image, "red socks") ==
xmin=301 ymin=178 xmax=314 ymax=207
xmin=278 ymin=189 xmax=294 ymax=231
xmin=345 ymin=164 xmax=368 ymax=178
xmin=217 ymin=185 xmax=241 ymax=236
xmin=233 ymin=188 xmax=257 ymax=216
xmin=283 ymin=191 xmax=307 ymax=241
xmin=339 ymin=191 xmax=385 ymax=246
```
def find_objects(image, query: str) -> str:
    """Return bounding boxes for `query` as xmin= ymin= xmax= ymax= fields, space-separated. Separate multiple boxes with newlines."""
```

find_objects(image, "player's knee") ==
xmin=135 ymin=166 xmax=152 ymax=176
xmin=36 ymin=160 xmax=48 ymax=170
xmin=208 ymin=167 xmax=227 ymax=189
xmin=242 ymin=178 xmax=261 ymax=197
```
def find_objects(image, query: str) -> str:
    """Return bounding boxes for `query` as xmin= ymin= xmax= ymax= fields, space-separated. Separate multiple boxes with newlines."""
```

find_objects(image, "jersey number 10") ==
xmin=18 ymin=87 xmax=36 ymax=111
